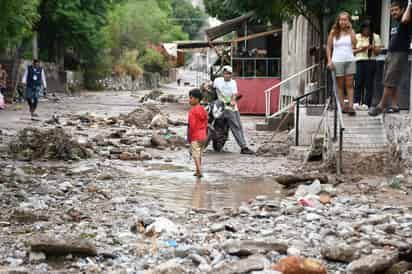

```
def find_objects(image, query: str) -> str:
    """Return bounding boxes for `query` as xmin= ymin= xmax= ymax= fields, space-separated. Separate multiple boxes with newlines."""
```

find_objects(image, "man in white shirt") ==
xmin=213 ymin=66 xmax=254 ymax=154
xmin=22 ymin=59 xmax=47 ymax=117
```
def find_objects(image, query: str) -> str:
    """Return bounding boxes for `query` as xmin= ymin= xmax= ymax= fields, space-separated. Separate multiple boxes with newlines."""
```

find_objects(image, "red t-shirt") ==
xmin=188 ymin=105 xmax=208 ymax=142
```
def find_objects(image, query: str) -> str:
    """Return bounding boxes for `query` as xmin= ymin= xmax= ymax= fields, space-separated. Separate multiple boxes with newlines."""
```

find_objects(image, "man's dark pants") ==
xmin=26 ymin=85 xmax=41 ymax=113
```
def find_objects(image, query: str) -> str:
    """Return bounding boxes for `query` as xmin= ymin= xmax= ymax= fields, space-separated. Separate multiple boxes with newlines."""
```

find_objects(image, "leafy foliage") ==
xmin=0 ymin=0 xmax=40 ymax=50
xmin=171 ymin=0 xmax=208 ymax=39
xmin=138 ymin=48 xmax=170 ymax=74
xmin=204 ymin=0 xmax=363 ymax=32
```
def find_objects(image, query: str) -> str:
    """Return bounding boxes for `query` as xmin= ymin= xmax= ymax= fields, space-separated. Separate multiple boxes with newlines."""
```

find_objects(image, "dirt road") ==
xmin=1 ymin=84 xmax=412 ymax=273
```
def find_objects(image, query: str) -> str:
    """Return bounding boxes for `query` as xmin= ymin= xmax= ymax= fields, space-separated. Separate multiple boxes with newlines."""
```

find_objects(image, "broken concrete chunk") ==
xmin=222 ymin=239 xmax=288 ymax=256
xmin=212 ymin=256 xmax=265 ymax=274
xmin=321 ymin=242 xmax=359 ymax=263
xmin=347 ymin=250 xmax=399 ymax=274
xmin=29 ymin=234 xmax=97 ymax=257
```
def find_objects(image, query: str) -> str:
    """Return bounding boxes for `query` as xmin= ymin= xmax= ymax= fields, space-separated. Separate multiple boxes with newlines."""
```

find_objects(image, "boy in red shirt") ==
xmin=188 ymin=89 xmax=208 ymax=178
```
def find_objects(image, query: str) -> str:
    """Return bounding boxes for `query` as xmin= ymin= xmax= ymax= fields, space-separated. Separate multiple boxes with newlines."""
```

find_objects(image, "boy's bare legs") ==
xmin=194 ymin=157 xmax=202 ymax=177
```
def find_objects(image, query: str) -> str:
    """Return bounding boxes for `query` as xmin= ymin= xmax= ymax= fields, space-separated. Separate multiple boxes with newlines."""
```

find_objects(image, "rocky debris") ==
xmin=151 ymin=132 xmax=187 ymax=149
xmin=150 ymin=114 xmax=169 ymax=129
xmin=140 ymin=89 xmax=164 ymax=102
xmin=146 ymin=259 xmax=186 ymax=274
xmin=213 ymin=256 xmax=266 ymax=274
xmin=321 ymin=241 xmax=359 ymax=262
xmin=0 ymin=267 xmax=29 ymax=274
xmin=28 ymin=252 xmax=46 ymax=264
xmin=272 ymin=256 xmax=327 ymax=274
xmin=385 ymin=261 xmax=411 ymax=274
xmin=159 ymin=94 xmax=179 ymax=103
xmin=274 ymin=173 xmax=328 ymax=186
xmin=222 ymin=239 xmax=288 ymax=256
xmin=347 ymin=250 xmax=399 ymax=274
xmin=8 ymin=128 xmax=91 ymax=160
xmin=256 ymin=143 xmax=290 ymax=157
xmin=29 ymin=234 xmax=97 ymax=257
xmin=10 ymin=209 xmax=49 ymax=224
xmin=121 ymin=104 xmax=161 ymax=128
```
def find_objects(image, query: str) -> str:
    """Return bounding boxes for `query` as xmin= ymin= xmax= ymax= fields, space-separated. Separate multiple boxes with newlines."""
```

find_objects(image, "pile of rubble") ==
xmin=8 ymin=128 xmax=91 ymax=161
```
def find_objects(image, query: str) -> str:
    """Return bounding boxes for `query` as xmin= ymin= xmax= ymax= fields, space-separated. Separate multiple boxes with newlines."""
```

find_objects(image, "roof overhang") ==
xmin=205 ymin=11 xmax=254 ymax=41
xmin=175 ymin=40 xmax=231 ymax=51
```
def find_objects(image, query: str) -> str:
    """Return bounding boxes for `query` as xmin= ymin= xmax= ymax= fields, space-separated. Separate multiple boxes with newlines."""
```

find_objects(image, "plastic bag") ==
xmin=0 ymin=93 xmax=5 ymax=109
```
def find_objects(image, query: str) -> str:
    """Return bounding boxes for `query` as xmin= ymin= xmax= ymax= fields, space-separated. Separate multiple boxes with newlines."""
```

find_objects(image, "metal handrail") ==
xmin=331 ymin=70 xmax=345 ymax=175
xmin=264 ymin=64 xmax=319 ymax=118
xmin=293 ymin=87 xmax=325 ymax=102
xmin=331 ymin=71 xmax=345 ymax=131
xmin=292 ymin=70 xmax=345 ymax=175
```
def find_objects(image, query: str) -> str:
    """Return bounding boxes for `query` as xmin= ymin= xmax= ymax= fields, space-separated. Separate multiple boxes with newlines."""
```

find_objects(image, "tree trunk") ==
xmin=32 ymin=32 xmax=39 ymax=59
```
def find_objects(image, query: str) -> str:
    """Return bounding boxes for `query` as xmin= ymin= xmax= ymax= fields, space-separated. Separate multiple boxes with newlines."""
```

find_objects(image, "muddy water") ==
xmin=112 ymin=158 xmax=287 ymax=212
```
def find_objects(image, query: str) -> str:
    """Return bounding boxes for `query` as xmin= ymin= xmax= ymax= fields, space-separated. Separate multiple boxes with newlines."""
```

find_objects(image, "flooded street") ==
xmin=1 ymin=83 xmax=412 ymax=274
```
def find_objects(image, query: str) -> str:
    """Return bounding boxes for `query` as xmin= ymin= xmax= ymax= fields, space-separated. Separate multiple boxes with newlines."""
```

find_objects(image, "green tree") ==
xmin=204 ymin=0 xmax=240 ymax=21
xmin=171 ymin=0 xmax=208 ymax=39
xmin=0 ymin=0 xmax=40 ymax=52
xmin=107 ymin=0 xmax=188 ymax=53
xmin=205 ymin=0 xmax=363 ymax=37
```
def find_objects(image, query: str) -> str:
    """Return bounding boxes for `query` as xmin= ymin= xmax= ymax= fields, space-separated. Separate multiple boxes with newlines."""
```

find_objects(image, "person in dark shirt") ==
xmin=22 ymin=59 xmax=47 ymax=117
xmin=369 ymin=1 xmax=411 ymax=116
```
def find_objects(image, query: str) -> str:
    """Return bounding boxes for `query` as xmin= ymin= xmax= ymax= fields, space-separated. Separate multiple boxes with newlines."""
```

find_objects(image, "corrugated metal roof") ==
xmin=205 ymin=12 xmax=254 ymax=41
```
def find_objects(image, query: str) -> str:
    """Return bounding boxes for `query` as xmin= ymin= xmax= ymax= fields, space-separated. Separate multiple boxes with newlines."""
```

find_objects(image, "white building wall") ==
xmin=280 ymin=16 xmax=319 ymax=104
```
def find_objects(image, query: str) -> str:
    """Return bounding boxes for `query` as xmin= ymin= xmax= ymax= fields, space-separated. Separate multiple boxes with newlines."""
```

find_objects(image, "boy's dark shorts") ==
xmin=383 ymin=52 xmax=409 ymax=88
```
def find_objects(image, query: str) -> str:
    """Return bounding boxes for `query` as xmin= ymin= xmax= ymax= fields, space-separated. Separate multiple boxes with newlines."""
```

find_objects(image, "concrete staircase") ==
xmin=339 ymin=111 xmax=389 ymax=153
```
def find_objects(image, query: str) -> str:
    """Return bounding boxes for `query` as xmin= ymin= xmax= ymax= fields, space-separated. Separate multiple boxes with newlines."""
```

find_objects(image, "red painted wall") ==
xmin=235 ymin=78 xmax=280 ymax=115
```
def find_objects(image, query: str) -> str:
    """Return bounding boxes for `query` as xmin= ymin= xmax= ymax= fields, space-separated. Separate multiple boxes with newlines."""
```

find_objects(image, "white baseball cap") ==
xmin=223 ymin=66 xmax=233 ymax=73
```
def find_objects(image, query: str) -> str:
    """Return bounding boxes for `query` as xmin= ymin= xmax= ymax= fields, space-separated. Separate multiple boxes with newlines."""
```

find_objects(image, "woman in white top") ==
xmin=327 ymin=11 xmax=357 ymax=115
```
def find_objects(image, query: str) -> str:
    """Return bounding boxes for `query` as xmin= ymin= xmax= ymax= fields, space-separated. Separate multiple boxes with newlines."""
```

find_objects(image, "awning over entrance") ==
xmin=205 ymin=12 xmax=254 ymax=41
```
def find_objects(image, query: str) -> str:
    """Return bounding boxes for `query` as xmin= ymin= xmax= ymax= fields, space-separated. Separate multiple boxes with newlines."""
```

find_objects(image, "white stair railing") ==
xmin=264 ymin=64 xmax=319 ymax=118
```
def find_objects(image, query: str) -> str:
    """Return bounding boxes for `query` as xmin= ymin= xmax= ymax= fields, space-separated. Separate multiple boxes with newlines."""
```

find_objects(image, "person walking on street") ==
xmin=213 ymin=66 xmax=254 ymax=154
xmin=22 ymin=59 xmax=47 ymax=117
xmin=354 ymin=20 xmax=383 ymax=109
xmin=369 ymin=1 xmax=411 ymax=116
xmin=326 ymin=11 xmax=357 ymax=116
xmin=0 ymin=64 xmax=8 ymax=96
xmin=188 ymin=89 xmax=208 ymax=178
